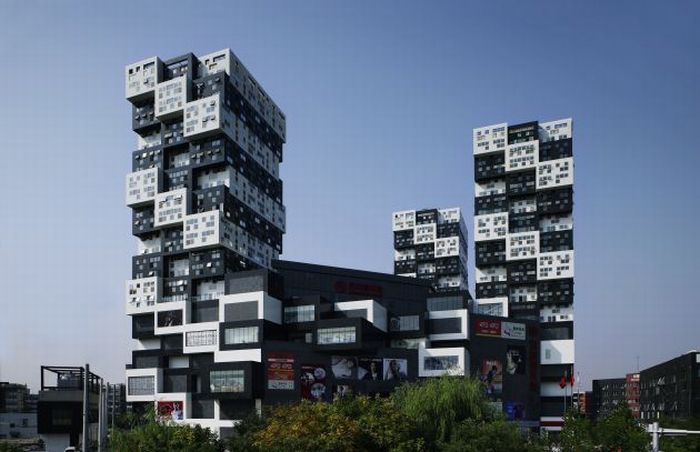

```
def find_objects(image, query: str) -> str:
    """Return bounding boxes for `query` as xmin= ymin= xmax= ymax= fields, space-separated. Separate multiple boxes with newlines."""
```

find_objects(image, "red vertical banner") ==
xmin=267 ymin=352 xmax=295 ymax=390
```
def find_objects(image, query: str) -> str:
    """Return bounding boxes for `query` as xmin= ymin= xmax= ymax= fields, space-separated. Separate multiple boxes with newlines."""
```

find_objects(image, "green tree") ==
xmin=109 ymin=410 xmax=224 ymax=452
xmin=389 ymin=376 xmax=496 ymax=448
xmin=0 ymin=442 xmax=23 ymax=452
xmin=441 ymin=418 xmax=544 ymax=452
xmin=595 ymin=406 xmax=648 ymax=452
xmin=658 ymin=417 xmax=700 ymax=452
xmin=559 ymin=409 xmax=596 ymax=452
xmin=246 ymin=396 xmax=423 ymax=452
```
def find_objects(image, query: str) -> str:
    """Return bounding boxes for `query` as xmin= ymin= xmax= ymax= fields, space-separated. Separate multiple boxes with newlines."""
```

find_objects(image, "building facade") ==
xmin=37 ymin=366 xmax=101 ymax=451
xmin=0 ymin=383 xmax=32 ymax=413
xmin=640 ymin=351 xmax=700 ymax=421
xmin=590 ymin=377 xmax=626 ymax=420
xmin=392 ymin=207 xmax=468 ymax=293
xmin=626 ymin=372 xmax=640 ymax=419
xmin=126 ymin=258 xmax=540 ymax=437
xmin=124 ymin=49 xmax=286 ymax=433
xmin=472 ymin=119 xmax=574 ymax=430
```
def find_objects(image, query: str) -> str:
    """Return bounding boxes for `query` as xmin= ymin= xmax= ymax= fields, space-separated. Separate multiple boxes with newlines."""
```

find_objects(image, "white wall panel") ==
xmin=473 ymin=123 xmax=507 ymax=155
xmin=506 ymin=140 xmax=539 ymax=172
xmin=154 ymin=188 xmax=188 ymax=227
xmin=506 ymin=231 xmax=539 ymax=261
xmin=538 ymin=251 xmax=574 ymax=280
xmin=537 ymin=157 xmax=573 ymax=189
xmin=474 ymin=213 xmax=508 ymax=241
xmin=541 ymin=339 xmax=575 ymax=365
xmin=126 ymin=57 xmax=162 ymax=100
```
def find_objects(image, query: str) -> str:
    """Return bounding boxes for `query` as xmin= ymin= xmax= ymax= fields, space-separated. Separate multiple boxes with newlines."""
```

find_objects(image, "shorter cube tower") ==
xmin=392 ymin=208 xmax=468 ymax=293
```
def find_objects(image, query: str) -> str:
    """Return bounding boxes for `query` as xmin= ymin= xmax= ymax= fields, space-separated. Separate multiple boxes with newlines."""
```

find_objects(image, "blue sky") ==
xmin=0 ymin=1 xmax=698 ymax=391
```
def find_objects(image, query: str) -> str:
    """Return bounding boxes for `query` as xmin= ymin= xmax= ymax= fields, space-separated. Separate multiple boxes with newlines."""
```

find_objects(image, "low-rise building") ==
xmin=126 ymin=261 xmax=542 ymax=437
xmin=640 ymin=351 xmax=700 ymax=421
xmin=590 ymin=377 xmax=626 ymax=420
xmin=37 ymin=366 xmax=102 ymax=451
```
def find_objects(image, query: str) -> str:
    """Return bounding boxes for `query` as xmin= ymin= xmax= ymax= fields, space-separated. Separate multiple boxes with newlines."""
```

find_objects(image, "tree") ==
xmin=389 ymin=376 xmax=496 ymax=448
xmin=441 ymin=418 xmax=544 ymax=452
xmin=245 ymin=396 xmax=424 ymax=452
xmin=658 ymin=417 xmax=700 ymax=452
xmin=595 ymin=406 xmax=648 ymax=452
xmin=559 ymin=409 xmax=596 ymax=452
xmin=0 ymin=442 xmax=23 ymax=452
xmin=110 ymin=410 xmax=224 ymax=452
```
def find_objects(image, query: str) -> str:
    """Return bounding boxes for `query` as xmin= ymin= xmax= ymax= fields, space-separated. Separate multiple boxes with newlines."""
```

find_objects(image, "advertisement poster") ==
xmin=383 ymin=358 xmax=408 ymax=381
xmin=501 ymin=322 xmax=526 ymax=341
xmin=331 ymin=356 xmax=357 ymax=379
xmin=505 ymin=346 xmax=526 ymax=375
xmin=475 ymin=319 xmax=501 ymax=337
xmin=157 ymin=401 xmax=183 ymax=421
xmin=480 ymin=359 xmax=503 ymax=395
xmin=357 ymin=358 xmax=383 ymax=381
xmin=157 ymin=310 xmax=182 ymax=327
xmin=300 ymin=365 xmax=326 ymax=400
xmin=267 ymin=352 xmax=295 ymax=390
xmin=333 ymin=384 xmax=352 ymax=399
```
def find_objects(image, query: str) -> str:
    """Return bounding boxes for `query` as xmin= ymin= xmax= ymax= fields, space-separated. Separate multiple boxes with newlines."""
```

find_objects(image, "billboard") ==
xmin=331 ymin=356 xmax=357 ymax=379
xmin=300 ymin=365 xmax=327 ymax=400
xmin=505 ymin=346 xmax=526 ymax=375
xmin=480 ymin=359 xmax=503 ymax=395
xmin=501 ymin=322 xmax=526 ymax=340
xmin=267 ymin=352 xmax=295 ymax=390
xmin=383 ymin=358 xmax=408 ymax=381
xmin=475 ymin=319 xmax=526 ymax=341
xmin=357 ymin=358 xmax=383 ymax=381
xmin=157 ymin=401 xmax=183 ymax=421
xmin=475 ymin=319 xmax=501 ymax=338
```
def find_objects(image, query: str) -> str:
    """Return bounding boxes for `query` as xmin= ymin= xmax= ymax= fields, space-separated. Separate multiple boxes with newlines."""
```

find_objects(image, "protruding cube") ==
xmin=126 ymin=57 xmax=162 ymax=101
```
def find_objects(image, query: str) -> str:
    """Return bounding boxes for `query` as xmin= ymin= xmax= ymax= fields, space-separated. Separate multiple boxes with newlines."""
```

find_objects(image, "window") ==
xmin=52 ymin=407 xmax=73 ymax=426
xmin=389 ymin=315 xmax=420 ymax=332
xmin=284 ymin=305 xmax=315 ymax=323
xmin=128 ymin=376 xmax=155 ymax=395
xmin=186 ymin=330 xmax=217 ymax=347
xmin=424 ymin=356 xmax=459 ymax=371
xmin=427 ymin=296 xmax=464 ymax=312
xmin=317 ymin=327 xmax=356 ymax=345
xmin=224 ymin=326 xmax=259 ymax=345
xmin=210 ymin=370 xmax=244 ymax=393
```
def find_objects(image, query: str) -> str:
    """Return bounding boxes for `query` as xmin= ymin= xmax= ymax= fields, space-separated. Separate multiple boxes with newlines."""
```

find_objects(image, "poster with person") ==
xmin=383 ymin=358 xmax=408 ymax=381
xmin=331 ymin=356 xmax=357 ymax=379
xmin=300 ymin=365 xmax=326 ymax=401
xmin=333 ymin=384 xmax=352 ymax=399
xmin=480 ymin=359 xmax=503 ymax=395
xmin=157 ymin=401 xmax=184 ymax=421
xmin=357 ymin=358 xmax=383 ymax=381
xmin=505 ymin=346 xmax=526 ymax=375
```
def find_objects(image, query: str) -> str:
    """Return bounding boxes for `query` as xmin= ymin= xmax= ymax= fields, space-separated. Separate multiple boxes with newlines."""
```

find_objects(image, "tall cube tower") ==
xmin=473 ymin=119 xmax=574 ymax=431
xmin=124 ymin=50 xmax=286 ymax=431
xmin=392 ymin=207 xmax=468 ymax=293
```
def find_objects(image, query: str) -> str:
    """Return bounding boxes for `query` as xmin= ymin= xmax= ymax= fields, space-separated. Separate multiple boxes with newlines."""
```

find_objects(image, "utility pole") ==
xmin=97 ymin=379 xmax=104 ymax=452
xmin=82 ymin=364 xmax=90 ymax=452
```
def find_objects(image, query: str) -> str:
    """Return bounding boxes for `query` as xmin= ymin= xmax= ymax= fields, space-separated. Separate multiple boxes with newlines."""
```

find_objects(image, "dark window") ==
xmin=428 ymin=318 xmax=462 ymax=334
xmin=224 ymin=301 xmax=258 ymax=322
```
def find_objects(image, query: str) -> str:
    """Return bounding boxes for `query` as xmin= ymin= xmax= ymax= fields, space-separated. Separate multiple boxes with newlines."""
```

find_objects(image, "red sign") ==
xmin=475 ymin=319 xmax=501 ymax=337
xmin=267 ymin=352 xmax=294 ymax=390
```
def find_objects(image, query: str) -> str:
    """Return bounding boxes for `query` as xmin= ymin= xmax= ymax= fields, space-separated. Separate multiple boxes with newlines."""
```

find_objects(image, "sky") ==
xmin=0 ymin=1 xmax=698 ymax=392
